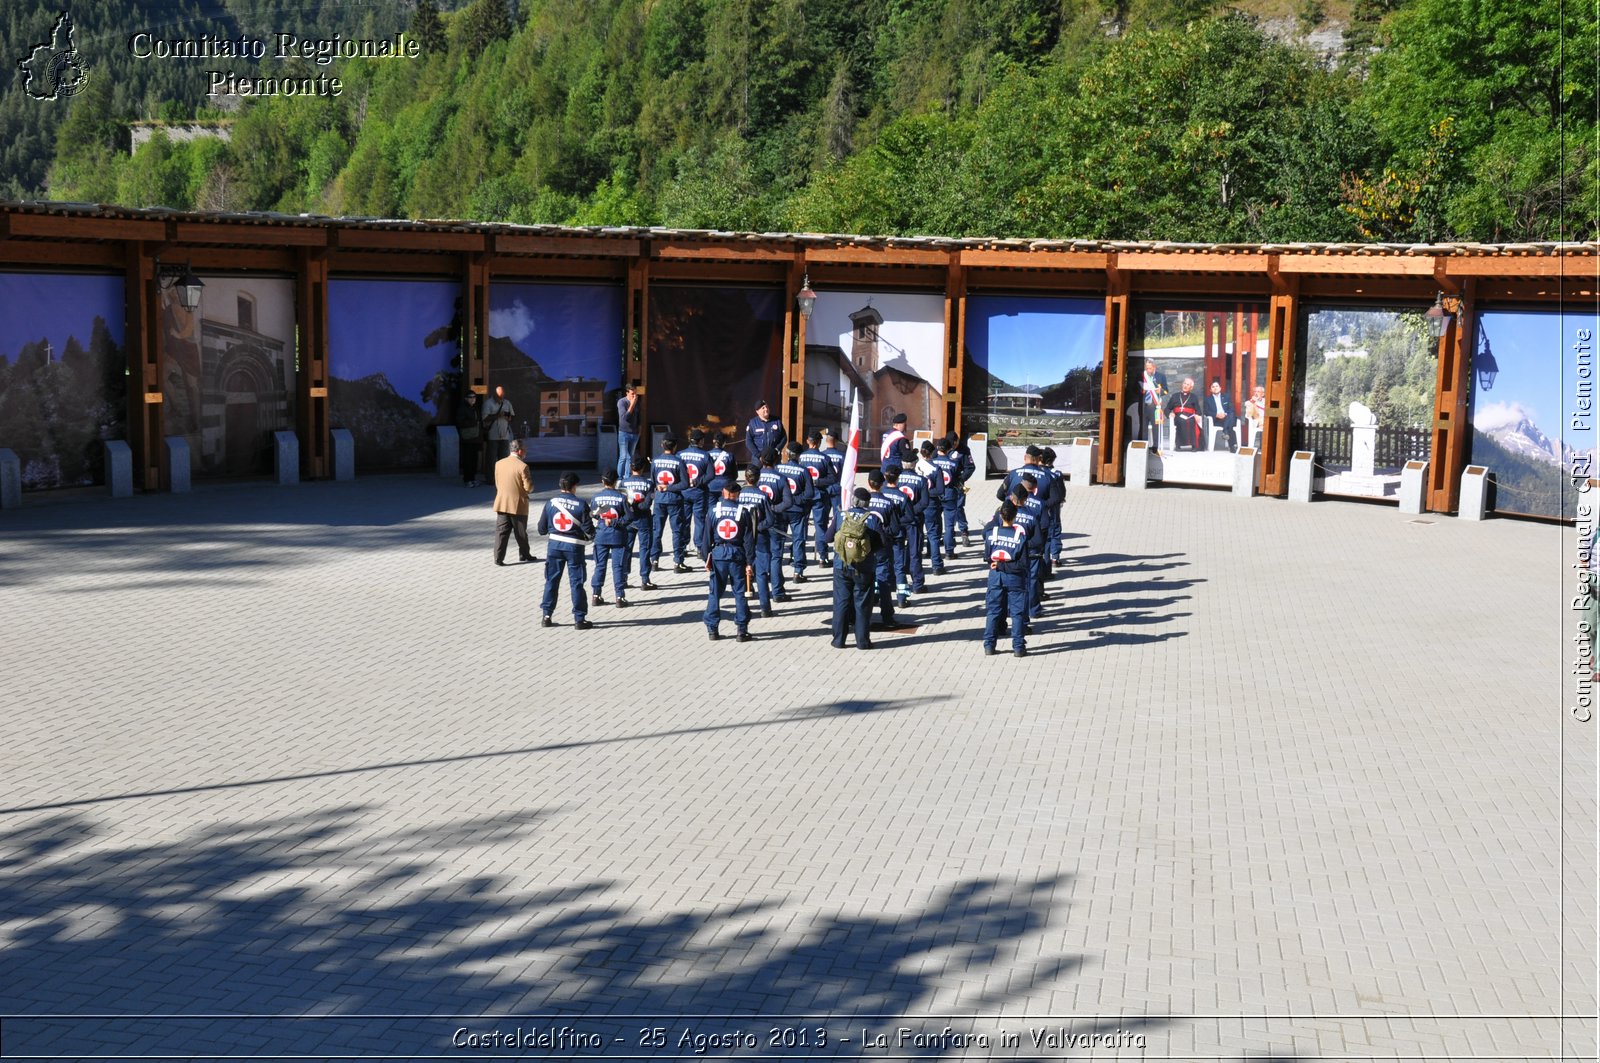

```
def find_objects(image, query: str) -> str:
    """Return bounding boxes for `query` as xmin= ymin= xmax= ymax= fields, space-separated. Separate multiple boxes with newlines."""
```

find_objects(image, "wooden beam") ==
xmin=654 ymin=240 xmax=794 ymax=261
xmin=0 ymin=241 xmax=124 ymax=268
xmin=943 ymin=257 xmax=966 ymax=443
xmin=173 ymin=222 xmax=327 ymax=246
xmin=489 ymin=257 xmax=626 ymax=279
xmin=296 ymin=248 xmax=331 ymax=480
xmin=1428 ymin=278 xmax=1476 ymax=513
xmin=629 ymin=254 xmax=650 ymax=430
xmin=1116 ymin=251 xmax=1270 ymax=272
xmin=804 ymin=246 xmax=951 ymax=267
xmin=803 ymin=263 xmax=945 ymax=288
xmin=965 ymin=268 xmax=1106 ymax=292
xmin=4 ymin=214 xmax=167 ymax=242
xmin=327 ymin=250 xmax=465 ymax=275
xmin=1097 ymin=273 xmax=1131 ymax=484
xmin=1443 ymin=256 xmax=1583 ymax=278
xmin=958 ymin=249 xmax=1108 ymax=270
xmin=495 ymin=234 xmax=639 ymax=257
xmin=648 ymin=259 xmax=787 ymax=283
xmin=125 ymin=243 xmax=161 ymax=491
xmin=186 ymin=247 xmax=298 ymax=272
xmin=1260 ymin=278 xmax=1301 ymax=496
xmin=782 ymin=257 xmax=805 ymax=444
xmin=464 ymin=252 xmax=490 ymax=393
xmin=332 ymin=228 xmax=484 ymax=252
xmin=1276 ymin=254 xmax=1438 ymax=276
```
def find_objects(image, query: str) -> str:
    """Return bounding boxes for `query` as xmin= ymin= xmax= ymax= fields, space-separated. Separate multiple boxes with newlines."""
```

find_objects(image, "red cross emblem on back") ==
xmin=714 ymin=458 xmax=727 ymax=475
xmin=686 ymin=464 xmax=699 ymax=484
xmin=899 ymin=485 xmax=915 ymax=501
xmin=717 ymin=518 xmax=740 ymax=540
xmin=552 ymin=509 xmax=575 ymax=533
xmin=808 ymin=466 xmax=820 ymax=480
xmin=656 ymin=469 xmax=675 ymax=487
xmin=992 ymin=548 xmax=1011 ymax=562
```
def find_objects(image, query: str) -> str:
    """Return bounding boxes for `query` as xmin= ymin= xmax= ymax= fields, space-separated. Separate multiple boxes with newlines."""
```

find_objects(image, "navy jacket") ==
xmin=590 ymin=486 xmax=631 ymax=547
xmin=746 ymin=417 xmax=787 ymax=463
xmin=678 ymin=444 xmax=711 ymax=497
xmin=707 ymin=496 xmax=757 ymax=564
xmin=983 ymin=522 xmax=1029 ymax=577
xmin=650 ymin=453 xmax=687 ymax=503
xmin=798 ymin=447 xmax=836 ymax=499
xmin=776 ymin=458 xmax=815 ymax=507
xmin=736 ymin=485 xmax=774 ymax=535
xmin=617 ymin=474 xmax=655 ymax=521
xmin=537 ymin=491 xmax=596 ymax=549
xmin=756 ymin=467 xmax=795 ymax=515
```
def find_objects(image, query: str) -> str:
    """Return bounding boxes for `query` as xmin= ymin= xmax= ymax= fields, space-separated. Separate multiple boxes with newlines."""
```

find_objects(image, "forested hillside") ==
xmin=21 ymin=0 xmax=1600 ymax=242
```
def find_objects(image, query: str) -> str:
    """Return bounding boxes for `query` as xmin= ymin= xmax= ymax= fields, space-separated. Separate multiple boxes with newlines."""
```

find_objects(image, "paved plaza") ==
xmin=0 ymin=471 xmax=1594 ymax=1061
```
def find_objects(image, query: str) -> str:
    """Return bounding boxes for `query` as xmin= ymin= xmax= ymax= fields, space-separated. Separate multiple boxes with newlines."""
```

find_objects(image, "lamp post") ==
xmin=796 ymin=273 xmax=816 ymax=321
xmin=1424 ymin=291 xmax=1458 ymax=342
xmin=157 ymin=262 xmax=205 ymax=311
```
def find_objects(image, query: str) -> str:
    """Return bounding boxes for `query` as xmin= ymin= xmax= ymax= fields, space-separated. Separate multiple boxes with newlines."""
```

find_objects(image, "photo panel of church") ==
xmin=161 ymin=275 xmax=296 ymax=478
xmin=487 ymin=282 xmax=625 ymax=465
xmin=962 ymin=295 xmax=1105 ymax=473
xmin=329 ymin=279 xmax=460 ymax=470
xmin=1292 ymin=306 xmax=1437 ymax=500
xmin=805 ymin=290 xmax=945 ymax=454
xmin=0 ymin=272 xmax=127 ymax=491
xmin=646 ymin=286 xmax=784 ymax=455
xmin=1128 ymin=303 xmax=1267 ymax=485
xmin=1468 ymin=308 xmax=1599 ymax=520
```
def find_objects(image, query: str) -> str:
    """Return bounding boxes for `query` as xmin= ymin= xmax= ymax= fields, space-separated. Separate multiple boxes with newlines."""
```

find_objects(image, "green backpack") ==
xmin=833 ymin=510 xmax=873 ymax=566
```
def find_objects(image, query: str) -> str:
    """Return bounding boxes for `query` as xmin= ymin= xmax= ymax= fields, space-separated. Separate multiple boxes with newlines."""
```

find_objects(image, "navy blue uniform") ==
xmin=617 ymin=473 xmax=655 ymax=583
xmin=590 ymin=485 xmax=630 ymax=601
xmin=536 ymin=491 xmax=596 ymax=623
xmin=707 ymin=443 xmax=736 ymax=483
xmin=737 ymin=485 xmax=776 ymax=611
xmin=930 ymin=453 xmax=961 ymax=557
xmin=704 ymin=496 xmax=756 ymax=637
xmin=915 ymin=459 xmax=949 ymax=576
xmin=800 ymin=446 xmax=838 ymax=564
xmin=755 ymin=467 xmax=794 ymax=595
xmin=952 ymin=445 xmax=976 ymax=536
xmin=866 ymin=489 xmax=904 ymax=624
xmin=649 ymin=452 xmax=689 ymax=568
xmin=892 ymin=469 xmax=931 ymax=591
xmin=1013 ymin=491 xmax=1047 ymax=619
xmin=746 ymin=416 xmax=787 ymax=464
xmin=983 ymin=521 xmax=1030 ymax=654
xmin=826 ymin=505 xmax=882 ymax=649
xmin=776 ymin=456 xmax=816 ymax=577
xmin=678 ymin=442 xmax=712 ymax=557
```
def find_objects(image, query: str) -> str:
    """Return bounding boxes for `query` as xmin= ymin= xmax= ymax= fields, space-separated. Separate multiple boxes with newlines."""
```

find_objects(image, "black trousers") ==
xmin=460 ymin=440 xmax=481 ymax=482
xmin=495 ymin=513 xmax=530 ymax=562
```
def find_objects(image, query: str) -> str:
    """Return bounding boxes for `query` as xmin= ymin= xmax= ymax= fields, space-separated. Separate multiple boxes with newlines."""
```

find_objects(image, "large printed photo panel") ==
xmin=647 ymin=286 xmax=784 ymax=458
xmin=329 ymin=279 xmax=461 ymax=470
xmin=162 ymin=275 xmax=295 ymax=478
xmin=962 ymin=295 xmax=1105 ymax=472
xmin=0 ymin=273 xmax=126 ymax=490
xmin=1291 ymin=306 xmax=1437 ymax=500
xmin=487 ymin=283 xmax=625 ymax=465
xmin=805 ymin=290 xmax=945 ymax=453
xmin=1468 ymin=308 xmax=1599 ymax=520
xmin=1128 ymin=303 xmax=1268 ymax=485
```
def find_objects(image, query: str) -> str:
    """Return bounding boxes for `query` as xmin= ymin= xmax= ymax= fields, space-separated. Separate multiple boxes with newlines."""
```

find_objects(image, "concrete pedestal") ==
xmin=968 ymin=433 xmax=988 ymax=484
xmin=164 ymin=436 xmax=191 ymax=494
xmin=331 ymin=429 xmax=355 ymax=481
xmin=105 ymin=440 xmax=133 ymax=498
xmin=1458 ymin=465 xmax=1491 ymax=521
xmin=273 ymin=431 xmax=299 ymax=486
xmin=0 ymin=448 xmax=20 ymax=509
xmin=1067 ymin=438 xmax=1098 ymax=485
xmin=434 ymin=425 xmax=458 ymax=479
xmin=1288 ymin=450 xmax=1315 ymax=503
xmin=1398 ymin=460 xmax=1428 ymax=515
xmin=597 ymin=425 xmax=617 ymax=475
xmin=1233 ymin=447 xmax=1258 ymax=498
xmin=1351 ymin=424 xmax=1378 ymax=478
xmin=1126 ymin=441 xmax=1151 ymax=490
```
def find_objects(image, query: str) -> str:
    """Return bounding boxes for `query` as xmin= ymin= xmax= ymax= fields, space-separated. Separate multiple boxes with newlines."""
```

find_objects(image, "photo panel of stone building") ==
xmin=0 ymin=272 xmax=127 ymax=490
xmin=1292 ymin=306 xmax=1437 ymax=500
xmin=1468 ymin=308 xmax=1599 ymax=520
xmin=646 ymin=286 xmax=784 ymax=454
xmin=805 ymin=291 xmax=945 ymax=454
xmin=161 ymin=275 xmax=295 ymax=478
xmin=1128 ymin=303 xmax=1268 ymax=485
xmin=487 ymin=282 xmax=625 ymax=465
xmin=962 ymin=295 xmax=1105 ymax=472
xmin=329 ymin=279 xmax=461 ymax=470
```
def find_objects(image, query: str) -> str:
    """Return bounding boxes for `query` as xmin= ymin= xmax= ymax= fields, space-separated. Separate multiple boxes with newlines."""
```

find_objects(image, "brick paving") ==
xmin=0 ymin=471 xmax=1593 ymax=1061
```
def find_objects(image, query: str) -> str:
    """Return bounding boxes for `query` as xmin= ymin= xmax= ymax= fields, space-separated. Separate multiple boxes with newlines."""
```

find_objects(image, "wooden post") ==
xmin=462 ymin=251 xmax=490 ymax=392
xmin=627 ymin=251 xmax=650 ymax=422
xmin=943 ymin=255 xmax=966 ymax=441
xmin=1260 ymin=272 xmax=1299 ymax=496
xmin=782 ymin=255 xmax=805 ymax=443
xmin=1428 ymin=277 xmax=1475 ymax=513
xmin=295 ymin=247 xmax=330 ymax=479
xmin=1097 ymin=266 xmax=1130 ymax=483
xmin=125 ymin=242 xmax=162 ymax=491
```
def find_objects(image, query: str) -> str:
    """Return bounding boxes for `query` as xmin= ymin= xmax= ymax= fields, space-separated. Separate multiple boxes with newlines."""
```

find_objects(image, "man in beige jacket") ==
xmin=493 ymin=438 xmax=537 ymax=566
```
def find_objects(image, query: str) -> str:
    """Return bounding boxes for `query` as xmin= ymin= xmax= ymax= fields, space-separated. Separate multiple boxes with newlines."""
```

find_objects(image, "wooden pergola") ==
xmin=2 ymin=200 xmax=1595 ymax=513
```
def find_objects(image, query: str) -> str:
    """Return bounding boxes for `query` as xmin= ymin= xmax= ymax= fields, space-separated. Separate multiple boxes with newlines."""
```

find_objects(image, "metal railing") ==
xmin=1289 ymin=423 xmax=1432 ymax=468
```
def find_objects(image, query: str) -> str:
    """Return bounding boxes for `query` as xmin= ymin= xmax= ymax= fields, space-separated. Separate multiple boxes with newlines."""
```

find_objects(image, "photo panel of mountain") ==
xmin=646 ymin=286 xmax=784 ymax=455
xmin=0 ymin=273 xmax=127 ymax=491
xmin=161 ymin=275 xmax=296 ymax=478
xmin=1291 ymin=306 xmax=1437 ymax=500
xmin=962 ymin=295 xmax=1105 ymax=473
xmin=1469 ymin=308 xmax=1600 ymax=520
xmin=1128 ymin=303 xmax=1267 ymax=485
xmin=487 ymin=283 xmax=625 ymax=465
xmin=329 ymin=279 xmax=461 ymax=470
xmin=805 ymin=291 xmax=946 ymax=453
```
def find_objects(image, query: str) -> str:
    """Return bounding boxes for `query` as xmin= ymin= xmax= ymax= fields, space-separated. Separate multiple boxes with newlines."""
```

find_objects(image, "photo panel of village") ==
xmin=162 ymin=275 xmax=296 ymax=479
xmin=0 ymin=273 xmax=126 ymax=491
xmin=1469 ymin=307 xmax=1600 ymax=520
xmin=647 ymin=286 xmax=784 ymax=452
xmin=1127 ymin=304 xmax=1268 ymax=484
xmin=805 ymin=291 xmax=945 ymax=452
xmin=329 ymin=279 xmax=461 ymax=470
xmin=487 ymin=283 xmax=625 ymax=464
xmin=961 ymin=295 xmax=1105 ymax=472
xmin=1291 ymin=306 xmax=1437 ymax=500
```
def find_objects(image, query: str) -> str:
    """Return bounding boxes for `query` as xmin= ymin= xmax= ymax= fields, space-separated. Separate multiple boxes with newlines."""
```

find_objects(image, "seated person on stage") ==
xmin=1244 ymin=385 xmax=1267 ymax=448
xmin=1165 ymin=377 xmax=1205 ymax=451
xmin=1206 ymin=378 xmax=1238 ymax=453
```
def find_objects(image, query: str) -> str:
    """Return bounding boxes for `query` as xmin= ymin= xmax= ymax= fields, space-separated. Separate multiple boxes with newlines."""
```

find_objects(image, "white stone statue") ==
xmin=1348 ymin=401 xmax=1378 ymax=427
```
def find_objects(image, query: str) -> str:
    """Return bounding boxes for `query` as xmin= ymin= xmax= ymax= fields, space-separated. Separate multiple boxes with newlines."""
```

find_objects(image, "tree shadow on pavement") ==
xmin=0 ymin=807 xmax=1173 ymax=1060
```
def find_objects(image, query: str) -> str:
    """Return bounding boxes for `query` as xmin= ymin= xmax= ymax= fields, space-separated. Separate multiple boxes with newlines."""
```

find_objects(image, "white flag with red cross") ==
xmin=839 ymin=388 xmax=861 ymax=503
